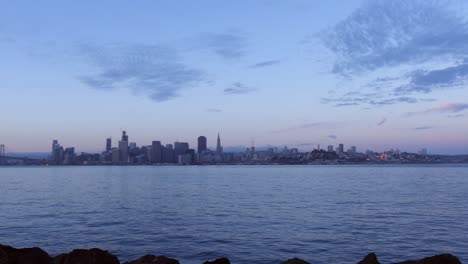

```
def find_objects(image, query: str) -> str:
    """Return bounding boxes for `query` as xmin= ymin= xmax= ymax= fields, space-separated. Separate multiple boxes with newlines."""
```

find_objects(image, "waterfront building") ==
xmin=106 ymin=138 xmax=112 ymax=152
xmin=348 ymin=146 xmax=357 ymax=154
xmin=198 ymin=136 xmax=207 ymax=154
xmin=174 ymin=142 xmax=189 ymax=161
xmin=63 ymin=147 xmax=75 ymax=165
xmin=140 ymin=146 xmax=149 ymax=162
xmin=51 ymin=140 xmax=64 ymax=164
xmin=163 ymin=144 xmax=174 ymax=163
xmin=216 ymin=133 xmax=223 ymax=154
xmin=119 ymin=140 xmax=129 ymax=163
xmin=152 ymin=141 xmax=163 ymax=163
xmin=338 ymin=144 xmax=344 ymax=154
xmin=178 ymin=153 xmax=192 ymax=165
xmin=111 ymin=148 xmax=120 ymax=163
xmin=187 ymin=149 xmax=196 ymax=163
xmin=121 ymin=131 xmax=129 ymax=142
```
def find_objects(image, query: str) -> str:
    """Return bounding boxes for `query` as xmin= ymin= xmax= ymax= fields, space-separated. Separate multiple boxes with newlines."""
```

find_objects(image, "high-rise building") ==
xmin=121 ymin=131 xmax=129 ymax=142
xmin=187 ymin=149 xmax=196 ymax=163
xmin=111 ymin=148 xmax=120 ymax=163
xmin=51 ymin=140 xmax=63 ymax=164
xmin=152 ymin=141 xmax=163 ymax=163
xmin=106 ymin=138 xmax=112 ymax=152
xmin=174 ymin=142 xmax=189 ymax=161
xmin=198 ymin=136 xmax=207 ymax=154
xmin=0 ymin=144 xmax=4 ymax=157
xmin=216 ymin=133 xmax=223 ymax=154
xmin=348 ymin=146 xmax=357 ymax=154
xmin=327 ymin=145 xmax=334 ymax=152
xmin=163 ymin=144 xmax=174 ymax=163
xmin=338 ymin=144 xmax=344 ymax=154
xmin=119 ymin=140 xmax=129 ymax=163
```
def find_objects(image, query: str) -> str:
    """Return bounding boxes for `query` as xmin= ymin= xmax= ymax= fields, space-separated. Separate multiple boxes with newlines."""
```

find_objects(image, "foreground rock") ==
xmin=203 ymin=257 xmax=230 ymax=264
xmin=0 ymin=244 xmax=51 ymax=264
xmin=53 ymin=248 xmax=119 ymax=264
xmin=0 ymin=244 xmax=464 ymax=264
xmin=358 ymin=253 xmax=380 ymax=264
xmin=281 ymin=258 xmax=310 ymax=264
xmin=396 ymin=254 xmax=462 ymax=264
xmin=123 ymin=254 xmax=180 ymax=264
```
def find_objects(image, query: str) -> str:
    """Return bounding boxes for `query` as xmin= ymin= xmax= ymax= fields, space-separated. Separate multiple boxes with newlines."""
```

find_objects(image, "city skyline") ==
xmin=2 ymin=0 xmax=468 ymax=154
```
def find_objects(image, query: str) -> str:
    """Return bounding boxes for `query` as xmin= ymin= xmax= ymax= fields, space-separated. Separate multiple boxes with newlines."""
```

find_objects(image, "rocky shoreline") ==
xmin=0 ymin=245 xmax=462 ymax=264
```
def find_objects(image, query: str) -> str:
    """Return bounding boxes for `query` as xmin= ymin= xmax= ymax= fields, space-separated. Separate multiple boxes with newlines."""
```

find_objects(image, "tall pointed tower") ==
xmin=216 ymin=132 xmax=223 ymax=154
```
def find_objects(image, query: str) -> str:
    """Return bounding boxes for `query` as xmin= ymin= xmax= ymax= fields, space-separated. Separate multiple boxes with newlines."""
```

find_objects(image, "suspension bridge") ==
xmin=0 ymin=144 xmax=42 ymax=162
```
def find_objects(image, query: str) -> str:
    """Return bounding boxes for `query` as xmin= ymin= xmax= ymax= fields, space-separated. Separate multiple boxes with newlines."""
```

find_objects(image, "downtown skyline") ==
xmin=2 ymin=0 xmax=468 ymax=154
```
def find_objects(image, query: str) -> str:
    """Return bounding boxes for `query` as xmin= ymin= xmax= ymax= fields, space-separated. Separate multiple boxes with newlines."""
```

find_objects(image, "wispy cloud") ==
xmin=328 ymin=134 xmax=338 ymax=140
xmin=77 ymin=43 xmax=205 ymax=102
xmin=271 ymin=122 xmax=329 ymax=134
xmin=322 ymin=92 xmax=420 ymax=107
xmin=319 ymin=0 xmax=468 ymax=105
xmin=396 ymin=61 xmax=468 ymax=94
xmin=249 ymin=60 xmax=281 ymax=69
xmin=191 ymin=32 xmax=247 ymax=60
xmin=224 ymin=82 xmax=256 ymax=95
xmin=448 ymin=113 xmax=465 ymax=118
xmin=206 ymin=108 xmax=222 ymax=113
xmin=321 ymin=0 xmax=468 ymax=75
xmin=405 ymin=103 xmax=468 ymax=116
xmin=377 ymin=117 xmax=387 ymax=126
xmin=413 ymin=126 xmax=433 ymax=130
xmin=300 ymin=122 xmax=324 ymax=129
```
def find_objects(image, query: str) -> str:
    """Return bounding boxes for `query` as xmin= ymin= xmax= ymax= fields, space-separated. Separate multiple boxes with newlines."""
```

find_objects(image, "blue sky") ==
xmin=1 ymin=0 xmax=468 ymax=154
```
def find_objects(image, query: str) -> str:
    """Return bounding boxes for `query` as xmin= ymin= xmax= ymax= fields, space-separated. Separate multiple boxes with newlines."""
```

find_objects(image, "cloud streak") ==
xmin=249 ymin=60 xmax=281 ymax=68
xmin=192 ymin=32 xmax=247 ymax=60
xmin=405 ymin=103 xmax=468 ymax=116
xmin=413 ymin=126 xmax=433 ymax=130
xmin=224 ymin=82 xmax=256 ymax=95
xmin=377 ymin=117 xmax=387 ymax=126
xmin=206 ymin=108 xmax=222 ymax=113
xmin=77 ymin=43 xmax=205 ymax=102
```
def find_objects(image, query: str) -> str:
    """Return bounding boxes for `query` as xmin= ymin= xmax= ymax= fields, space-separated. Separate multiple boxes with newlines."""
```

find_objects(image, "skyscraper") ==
xmin=174 ymin=142 xmax=189 ymax=161
xmin=121 ymin=131 xmax=129 ymax=142
xmin=152 ymin=141 xmax=163 ymax=163
xmin=119 ymin=140 xmax=129 ymax=163
xmin=51 ymin=140 xmax=63 ymax=163
xmin=106 ymin=137 xmax=112 ymax=152
xmin=338 ymin=144 xmax=344 ymax=154
xmin=216 ymin=133 xmax=223 ymax=154
xmin=198 ymin=136 xmax=207 ymax=154
xmin=163 ymin=144 xmax=174 ymax=163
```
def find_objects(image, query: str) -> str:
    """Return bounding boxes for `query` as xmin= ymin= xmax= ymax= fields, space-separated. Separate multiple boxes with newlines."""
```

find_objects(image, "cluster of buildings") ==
xmin=47 ymin=131 xmax=435 ymax=166
xmin=50 ymin=131 xmax=228 ymax=165
xmin=0 ymin=131 xmax=456 ymax=166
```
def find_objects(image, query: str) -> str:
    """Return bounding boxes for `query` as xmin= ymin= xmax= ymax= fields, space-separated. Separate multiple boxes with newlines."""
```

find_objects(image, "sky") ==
xmin=1 ymin=0 xmax=468 ymax=154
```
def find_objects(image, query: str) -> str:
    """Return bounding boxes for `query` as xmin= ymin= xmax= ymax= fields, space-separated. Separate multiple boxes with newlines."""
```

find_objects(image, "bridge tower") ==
xmin=0 ymin=144 xmax=5 ymax=157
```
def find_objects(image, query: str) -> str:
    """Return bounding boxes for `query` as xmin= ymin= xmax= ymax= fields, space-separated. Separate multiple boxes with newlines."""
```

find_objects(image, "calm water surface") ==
xmin=0 ymin=165 xmax=467 ymax=263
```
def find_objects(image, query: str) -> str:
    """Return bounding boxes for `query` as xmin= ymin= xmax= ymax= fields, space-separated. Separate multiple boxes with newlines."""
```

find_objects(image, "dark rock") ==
xmin=0 ymin=244 xmax=51 ymax=264
xmin=397 ymin=254 xmax=462 ymax=264
xmin=123 ymin=254 xmax=179 ymax=264
xmin=54 ymin=248 xmax=119 ymax=264
xmin=358 ymin=253 xmax=380 ymax=264
xmin=203 ymin=257 xmax=230 ymax=264
xmin=0 ymin=247 xmax=9 ymax=264
xmin=281 ymin=258 xmax=310 ymax=264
